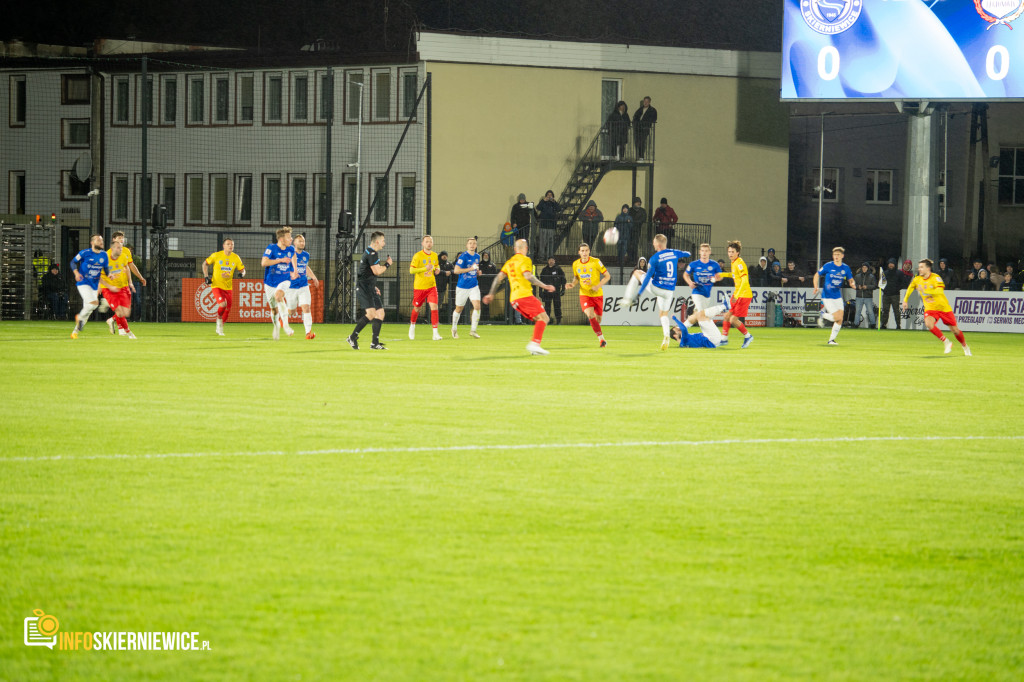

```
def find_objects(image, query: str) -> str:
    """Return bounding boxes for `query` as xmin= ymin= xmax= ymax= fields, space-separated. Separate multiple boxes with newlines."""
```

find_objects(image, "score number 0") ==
xmin=817 ymin=45 xmax=1010 ymax=81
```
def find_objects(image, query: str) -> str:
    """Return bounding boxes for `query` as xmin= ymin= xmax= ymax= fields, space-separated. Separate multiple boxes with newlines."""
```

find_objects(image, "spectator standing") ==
xmin=987 ymin=263 xmax=1004 ymax=288
xmin=539 ymin=256 xmax=566 ymax=324
xmin=971 ymin=268 xmax=995 ymax=291
xmin=614 ymin=204 xmax=634 ymax=262
xmin=605 ymin=101 xmax=630 ymax=160
xmin=716 ymin=259 xmax=734 ymax=286
xmin=936 ymin=258 xmax=960 ymax=290
xmin=436 ymin=251 xmax=454 ymax=315
xmin=580 ymin=200 xmax=603 ymax=249
xmin=627 ymin=197 xmax=646 ymax=263
xmin=853 ymin=261 xmax=877 ymax=328
xmin=780 ymin=260 xmax=807 ymax=287
xmin=510 ymin=193 xmax=534 ymax=243
xmin=652 ymin=197 xmax=678 ymax=247
xmin=536 ymin=190 xmax=560 ymax=261
xmin=478 ymin=252 xmax=498 ymax=320
xmin=965 ymin=257 xmax=985 ymax=286
xmin=880 ymin=258 xmax=905 ymax=329
xmin=1002 ymin=264 xmax=1021 ymax=291
xmin=767 ymin=261 xmax=783 ymax=288
xmin=632 ymin=96 xmax=657 ymax=160
xmin=752 ymin=257 xmax=769 ymax=286
xmin=765 ymin=248 xmax=780 ymax=268
xmin=41 ymin=264 xmax=67 ymax=319
xmin=901 ymin=259 xmax=914 ymax=283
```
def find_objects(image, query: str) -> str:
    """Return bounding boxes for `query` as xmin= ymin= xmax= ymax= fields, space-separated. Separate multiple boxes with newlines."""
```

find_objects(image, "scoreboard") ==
xmin=782 ymin=0 xmax=1024 ymax=100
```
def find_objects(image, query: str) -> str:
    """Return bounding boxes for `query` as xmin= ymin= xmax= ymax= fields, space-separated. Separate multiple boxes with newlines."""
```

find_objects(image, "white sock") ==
xmin=77 ymin=303 xmax=95 ymax=325
xmin=302 ymin=312 xmax=312 ymax=333
xmin=277 ymin=302 xmax=290 ymax=327
xmin=452 ymin=311 xmax=461 ymax=327
xmin=269 ymin=308 xmax=277 ymax=326
xmin=830 ymin=322 xmax=841 ymax=341
xmin=471 ymin=309 xmax=480 ymax=331
xmin=660 ymin=316 xmax=671 ymax=337
xmin=624 ymin=276 xmax=640 ymax=302
xmin=708 ymin=304 xmax=727 ymax=317
xmin=699 ymin=319 xmax=722 ymax=345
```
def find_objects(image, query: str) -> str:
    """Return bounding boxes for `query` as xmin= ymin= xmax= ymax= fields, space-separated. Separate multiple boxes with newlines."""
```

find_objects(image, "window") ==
xmin=997 ymin=147 xmax=1024 ymax=205
xmin=62 ymin=171 xmax=92 ymax=199
xmin=137 ymin=174 xmax=153 ymax=220
xmin=9 ymin=171 xmax=26 ymax=214
xmin=318 ymin=72 xmax=333 ymax=121
xmin=293 ymin=73 xmax=308 ymax=121
xmin=812 ymin=167 xmax=839 ymax=203
xmin=10 ymin=76 xmax=26 ymax=126
xmin=265 ymin=175 xmax=281 ymax=223
xmin=208 ymin=174 xmax=228 ymax=222
xmin=238 ymin=74 xmax=254 ymax=123
xmin=400 ymin=175 xmax=416 ymax=224
xmin=236 ymin=175 xmax=252 ymax=223
xmin=186 ymin=175 xmax=203 ymax=222
xmin=62 ymin=74 xmax=89 ymax=104
xmin=401 ymin=71 xmax=418 ymax=119
xmin=344 ymin=175 xmax=358 ymax=213
xmin=63 ymin=119 xmax=89 ymax=148
xmin=213 ymin=76 xmax=229 ymax=123
xmin=346 ymin=71 xmax=364 ymax=122
xmin=865 ymin=169 xmax=893 ymax=204
xmin=265 ymin=74 xmax=283 ymax=122
xmin=162 ymin=76 xmax=177 ymax=124
xmin=371 ymin=175 xmax=388 ymax=223
xmin=373 ymin=70 xmax=391 ymax=121
xmin=114 ymin=77 xmax=130 ymax=124
xmin=188 ymin=76 xmax=204 ymax=124
xmin=113 ymin=174 xmax=129 ymax=221
xmin=291 ymin=175 xmax=307 ymax=223
xmin=161 ymin=175 xmax=176 ymax=221
xmin=314 ymin=174 xmax=329 ymax=224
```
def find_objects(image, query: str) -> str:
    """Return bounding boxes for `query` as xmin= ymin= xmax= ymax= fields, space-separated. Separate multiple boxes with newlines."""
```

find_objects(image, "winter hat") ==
xmin=888 ymin=258 xmax=897 ymax=265
xmin=517 ymin=193 xmax=526 ymax=201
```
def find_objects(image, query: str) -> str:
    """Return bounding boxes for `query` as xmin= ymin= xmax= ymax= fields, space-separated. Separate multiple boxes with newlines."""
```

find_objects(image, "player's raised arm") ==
xmin=128 ymin=260 xmax=147 ymax=286
xmin=524 ymin=269 xmax=555 ymax=292
xmin=482 ymin=270 xmax=507 ymax=303
xmin=371 ymin=255 xmax=391 ymax=276
xmin=636 ymin=261 xmax=656 ymax=297
xmin=306 ymin=263 xmax=318 ymax=284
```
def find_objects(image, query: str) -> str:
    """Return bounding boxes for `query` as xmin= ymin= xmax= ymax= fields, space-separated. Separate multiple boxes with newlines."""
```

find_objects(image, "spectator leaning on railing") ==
xmin=767 ymin=261 xmax=783 ymax=288
xmin=780 ymin=259 xmax=807 ymax=287
xmin=510 ymin=193 xmax=534 ymax=242
xmin=580 ymin=200 xmax=603 ymax=249
xmin=853 ymin=261 xmax=877 ymax=328
xmin=536 ymin=190 xmax=559 ymax=261
xmin=1002 ymin=263 xmax=1021 ymax=291
xmin=971 ymin=268 xmax=996 ymax=291
xmin=632 ymin=96 xmax=657 ymax=160
xmin=752 ymin=257 xmax=769 ymax=287
xmin=965 ymin=257 xmax=985 ymax=286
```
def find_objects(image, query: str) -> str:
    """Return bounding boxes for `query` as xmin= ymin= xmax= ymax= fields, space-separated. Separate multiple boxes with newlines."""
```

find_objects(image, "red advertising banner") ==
xmin=180 ymin=278 xmax=324 ymax=323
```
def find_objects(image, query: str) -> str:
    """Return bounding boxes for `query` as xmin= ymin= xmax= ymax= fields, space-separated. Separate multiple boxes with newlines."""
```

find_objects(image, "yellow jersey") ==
xmin=728 ymin=256 xmax=752 ymax=299
xmin=501 ymin=253 xmax=536 ymax=301
xmin=572 ymin=257 xmax=607 ymax=297
xmin=905 ymin=274 xmax=952 ymax=312
xmin=410 ymin=250 xmax=439 ymax=290
xmin=206 ymin=251 xmax=245 ymax=290
xmin=100 ymin=247 xmax=133 ymax=290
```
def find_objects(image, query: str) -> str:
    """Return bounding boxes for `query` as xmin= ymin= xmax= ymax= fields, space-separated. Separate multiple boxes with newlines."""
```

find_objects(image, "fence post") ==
xmin=140 ymin=56 xmax=149 ymax=321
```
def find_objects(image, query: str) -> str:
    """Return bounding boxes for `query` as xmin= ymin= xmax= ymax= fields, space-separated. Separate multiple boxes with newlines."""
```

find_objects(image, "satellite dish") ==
xmin=70 ymin=153 xmax=93 ymax=182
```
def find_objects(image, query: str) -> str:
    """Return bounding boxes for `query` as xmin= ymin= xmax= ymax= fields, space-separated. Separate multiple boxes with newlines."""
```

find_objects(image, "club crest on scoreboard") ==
xmin=975 ymin=0 xmax=1024 ymax=29
xmin=800 ymin=0 xmax=863 ymax=35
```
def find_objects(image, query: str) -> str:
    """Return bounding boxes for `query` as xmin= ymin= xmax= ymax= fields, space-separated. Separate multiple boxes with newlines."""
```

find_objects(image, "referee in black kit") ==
xmin=347 ymin=231 xmax=392 ymax=350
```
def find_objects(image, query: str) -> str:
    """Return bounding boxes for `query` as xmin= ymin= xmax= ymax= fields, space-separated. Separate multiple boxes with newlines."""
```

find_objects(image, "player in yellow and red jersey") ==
xmin=203 ymin=238 xmax=246 ymax=336
xmin=903 ymin=258 xmax=971 ymax=356
xmin=566 ymin=242 xmax=610 ymax=347
xmin=483 ymin=239 xmax=556 ymax=355
xmin=713 ymin=239 xmax=754 ymax=348
xmin=98 ymin=237 xmax=137 ymax=338
xmin=409 ymin=234 xmax=442 ymax=340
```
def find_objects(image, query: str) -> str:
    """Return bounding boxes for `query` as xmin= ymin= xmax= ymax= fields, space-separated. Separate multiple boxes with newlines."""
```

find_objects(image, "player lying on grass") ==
xmin=813 ymin=246 xmax=855 ymax=346
xmin=903 ymin=258 xmax=972 ymax=356
xmin=286 ymin=234 xmax=319 ymax=340
xmin=670 ymin=302 xmax=729 ymax=348
xmin=483 ymin=239 xmax=556 ymax=355
xmin=565 ymin=242 xmax=611 ymax=347
xmin=623 ymin=233 xmax=691 ymax=350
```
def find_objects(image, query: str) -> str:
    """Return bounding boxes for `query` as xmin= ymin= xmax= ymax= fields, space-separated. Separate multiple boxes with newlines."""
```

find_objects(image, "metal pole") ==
xmin=324 ymin=68 xmax=333 ymax=321
xmin=352 ymin=81 xmax=363 ymax=321
xmin=140 ymin=56 xmax=149 ymax=321
xmin=816 ymin=111 xmax=825 ymax=273
xmin=426 ymin=73 xmax=432 ymax=235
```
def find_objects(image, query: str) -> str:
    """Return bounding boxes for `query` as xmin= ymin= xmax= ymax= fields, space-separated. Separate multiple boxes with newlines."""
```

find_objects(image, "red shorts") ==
xmin=729 ymin=296 xmax=751 ymax=317
xmin=412 ymin=287 xmax=438 ymax=307
xmin=212 ymin=287 xmax=232 ymax=305
xmin=580 ymin=295 xmax=603 ymax=314
xmin=925 ymin=310 xmax=958 ymax=328
xmin=101 ymin=287 xmax=131 ymax=310
xmin=511 ymin=296 xmax=545 ymax=322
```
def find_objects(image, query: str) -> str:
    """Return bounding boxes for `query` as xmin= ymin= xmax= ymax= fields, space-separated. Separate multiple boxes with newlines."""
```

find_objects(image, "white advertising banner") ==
xmin=600 ymin=285 xmax=816 ymax=326
xmin=888 ymin=290 xmax=1024 ymax=333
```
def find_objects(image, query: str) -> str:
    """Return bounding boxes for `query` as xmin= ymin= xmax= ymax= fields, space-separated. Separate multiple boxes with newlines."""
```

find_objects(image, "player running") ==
xmin=286 ymin=234 xmax=319 ymax=339
xmin=669 ymin=302 xmax=729 ymax=348
xmin=813 ymin=247 xmax=855 ymax=346
xmin=348 ymin=231 xmax=392 ymax=350
xmin=98 ymin=238 xmax=138 ymax=339
xmin=683 ymin=243 xmax=722 ymax=313
xmin=624 ymin=234 xmax=690 ymax=350
xmin=261 ymin=226 xmax=297 ymax=340
xmin=483 ymin=238 xmax=556 ymax=355
xmin=713 ymin=240 xmax=754 ymax=348
xmin=99 ymin=231 xmax=146 ymax=335
xmin=903 ymin=258 xmax=971 ymax=356
xmin=451 ymin=237 xmax=482 ymax=338
xmin=409 ymin=235 xmax=442 ymax=341
xmin=69 ymin=234 xmax=109 ymax=338
xmin=202 ymin=238 xmax=245 ymax=336
xmin=565 ymin=242 xmax=610 ymax=347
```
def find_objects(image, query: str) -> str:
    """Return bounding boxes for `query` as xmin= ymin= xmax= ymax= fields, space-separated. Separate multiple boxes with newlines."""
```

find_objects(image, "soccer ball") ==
xmin=603 ymin=227 xmax=619 ymax=246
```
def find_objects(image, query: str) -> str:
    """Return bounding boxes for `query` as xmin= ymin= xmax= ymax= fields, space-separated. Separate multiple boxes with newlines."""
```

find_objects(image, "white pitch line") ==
xmin=2 ymin=434 xmax=1023 ymax=464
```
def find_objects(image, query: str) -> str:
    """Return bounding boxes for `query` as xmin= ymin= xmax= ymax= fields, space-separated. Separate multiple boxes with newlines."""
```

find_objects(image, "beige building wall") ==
xmin=425 ymin=60 xmax=789 ymax=254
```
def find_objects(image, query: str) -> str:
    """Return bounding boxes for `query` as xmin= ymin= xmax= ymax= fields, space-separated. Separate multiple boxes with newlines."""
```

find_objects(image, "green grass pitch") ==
xmin=1 ymin=321 xmax=1023 ymax=680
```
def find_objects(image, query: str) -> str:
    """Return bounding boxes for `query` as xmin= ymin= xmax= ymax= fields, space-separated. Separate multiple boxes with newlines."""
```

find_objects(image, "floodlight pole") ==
xmin=816 ymin=111 xmax=825 ymax=273
xmin=352 ymin=81 xmax=363 ymax=321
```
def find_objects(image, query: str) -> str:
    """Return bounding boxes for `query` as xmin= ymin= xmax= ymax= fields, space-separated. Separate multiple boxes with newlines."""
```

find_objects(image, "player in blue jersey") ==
xmin=69 ymin=234 xmax=110 ymax=339
xmin=623 ymin=233 xmax=691 ymax=350
xmin=813 ymin=246 xmax=856 ymax=345
xmin=682 ymin=243 xmax=722 ymax=313
xmin=669 ymin=302 xmax=729 ymax=348
xmin=450 ymin=237 xmax=482 ymax=338
xmin=261 ymin=226 xmax=298 ymax=340
xmin=286 ymin=233 xmax=319 ymax=340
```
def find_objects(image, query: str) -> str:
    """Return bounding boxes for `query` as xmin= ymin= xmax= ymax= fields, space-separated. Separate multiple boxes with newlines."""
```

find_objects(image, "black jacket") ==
xmin=628 ymin=206 xmax=647 ymax=230
xmin=537 ymin=199 xmax=559 ymax=223
xmin=510 ymin=202 xmax=534 ymax=235
xmin=751 ymin=264 xmax=769 ymax=287
xmin=41 ymin=272 xmax=63 ymax=296
xmin=881 ymin=267 xmax=905 ymax=296
xmin=936 ymin=265 xmax=960 ymax=290
xmin=767 ymin=263 xmax=783 ymax=288
xmin=854 ymin=270 xmax=877 ymax=298
xmin=605 ymin=109 xmax=630 ymax=144
xmin=539 ymin=264 xmax=566 ymax=296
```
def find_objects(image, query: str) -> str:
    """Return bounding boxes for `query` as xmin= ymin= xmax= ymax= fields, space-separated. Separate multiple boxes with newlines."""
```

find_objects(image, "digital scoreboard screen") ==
xmin=782 ymin=0 xmax=1024 ymax=100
